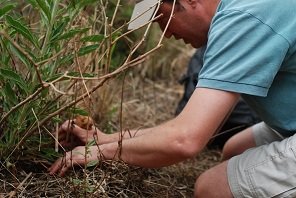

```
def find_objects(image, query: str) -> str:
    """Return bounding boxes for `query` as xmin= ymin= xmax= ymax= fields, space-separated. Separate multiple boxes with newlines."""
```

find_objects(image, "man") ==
xmin=49 ymin=0 xmax=296 ymax=197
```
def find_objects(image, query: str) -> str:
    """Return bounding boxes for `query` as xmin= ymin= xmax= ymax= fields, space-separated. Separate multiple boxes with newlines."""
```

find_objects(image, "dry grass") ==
xmin=0 ymin=36 xmax=222 ymax=198
xmin=0 ymin=149 xmax=221 ymax=198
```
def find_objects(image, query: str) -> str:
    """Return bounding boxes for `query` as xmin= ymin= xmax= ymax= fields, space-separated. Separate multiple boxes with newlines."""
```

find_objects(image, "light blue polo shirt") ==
xmin=197 ymin=0 xmax=296 ymax=136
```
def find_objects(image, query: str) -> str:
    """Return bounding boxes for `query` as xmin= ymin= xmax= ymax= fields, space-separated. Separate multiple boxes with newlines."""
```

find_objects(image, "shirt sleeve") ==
xmin=197 ymin=10 xmax=289 ymax=97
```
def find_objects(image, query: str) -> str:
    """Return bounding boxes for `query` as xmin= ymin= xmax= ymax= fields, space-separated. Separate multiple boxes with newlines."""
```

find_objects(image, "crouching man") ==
xmin=50 ymin=0 xmax=296 ymax=197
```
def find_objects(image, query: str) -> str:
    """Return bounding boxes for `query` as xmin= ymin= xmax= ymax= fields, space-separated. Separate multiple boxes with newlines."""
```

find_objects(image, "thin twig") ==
xmin=110 ymin=0 xmax=121 ymax=27
xmin=8 ymin=172 xmax=32 ymax=198
xmin=0 ymin=86 xmax=46 ymax=125
xmin=158 ymin=0 xmax=176 ymax=45
xmin=31 ymin=108 xmax=42 ymax=151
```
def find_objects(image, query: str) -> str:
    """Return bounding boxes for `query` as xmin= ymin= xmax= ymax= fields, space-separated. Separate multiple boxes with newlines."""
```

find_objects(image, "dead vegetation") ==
xmin=0 ymin=39 xmax=223 ymax=197
xmin=0 ymin=149 xmax=221 ymax=198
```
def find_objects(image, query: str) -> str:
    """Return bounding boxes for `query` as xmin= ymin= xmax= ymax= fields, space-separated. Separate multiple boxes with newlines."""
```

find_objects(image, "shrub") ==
xmin=0 ymin=0 xmax=164 ymax=166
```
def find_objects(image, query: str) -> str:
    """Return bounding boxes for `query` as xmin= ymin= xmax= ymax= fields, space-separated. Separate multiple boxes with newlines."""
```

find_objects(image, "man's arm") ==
xmin=49 ymin=88 xmax=239 ymax=175
xmin=101 ymin=88 xmax=240 ymax=167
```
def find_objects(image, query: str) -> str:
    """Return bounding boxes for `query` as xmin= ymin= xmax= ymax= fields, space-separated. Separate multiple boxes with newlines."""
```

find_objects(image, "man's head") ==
xmin=129 ymin=0 xmax=219 ymax=48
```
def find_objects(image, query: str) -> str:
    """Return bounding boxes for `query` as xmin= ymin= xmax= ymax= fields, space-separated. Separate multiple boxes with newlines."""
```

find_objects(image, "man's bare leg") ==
xmin=194 ymin=161 xmax=233 ymax=198
xmin=222 ymin=127 xmax=256 ymax=160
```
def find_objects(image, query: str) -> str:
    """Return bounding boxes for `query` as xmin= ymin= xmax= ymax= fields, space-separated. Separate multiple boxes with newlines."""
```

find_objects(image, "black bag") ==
xmin=176 ymin=48 xmax=260 ymax=148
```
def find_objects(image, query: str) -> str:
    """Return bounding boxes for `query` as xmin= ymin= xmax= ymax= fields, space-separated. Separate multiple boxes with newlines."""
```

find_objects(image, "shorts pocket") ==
xmin=245 ymin=146 xmax=296 ymax=198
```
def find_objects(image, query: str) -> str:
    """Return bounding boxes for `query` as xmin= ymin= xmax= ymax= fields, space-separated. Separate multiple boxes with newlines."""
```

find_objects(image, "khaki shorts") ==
xmin=227 ymin=122 xmax=296 ymax=198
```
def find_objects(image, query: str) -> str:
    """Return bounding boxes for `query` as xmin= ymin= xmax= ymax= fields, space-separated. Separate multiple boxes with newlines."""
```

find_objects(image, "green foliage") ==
xmin=0 ymin=0 xmax=136 ymax=166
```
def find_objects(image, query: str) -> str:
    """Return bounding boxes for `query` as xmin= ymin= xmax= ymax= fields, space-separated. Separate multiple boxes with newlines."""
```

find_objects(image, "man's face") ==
xmin=155 ymin=0 xmax=209 ymax=48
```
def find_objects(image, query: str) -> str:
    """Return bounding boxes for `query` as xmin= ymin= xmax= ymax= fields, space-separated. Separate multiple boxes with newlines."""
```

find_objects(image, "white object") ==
xmin=128 ymin=0 xmax=161 ymax=30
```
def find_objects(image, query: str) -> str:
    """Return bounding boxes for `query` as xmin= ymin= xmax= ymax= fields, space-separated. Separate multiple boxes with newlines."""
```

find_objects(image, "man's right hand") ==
xmin=56 ymin=119 xmax=103 ymax=150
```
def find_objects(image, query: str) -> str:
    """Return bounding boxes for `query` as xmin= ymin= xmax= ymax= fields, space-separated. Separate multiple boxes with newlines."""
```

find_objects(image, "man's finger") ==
xmin=69 ymin=124 xmax=87 ymax=135
xmin=59 ymin=159 xmax=71 ymax=176
xmin=58 ymin=132 xmax=67 ymax=141
xmin=49 ymin=157 xmax=63 ymax=175
xmin=61 ymin=120 xmax=75 ymax=131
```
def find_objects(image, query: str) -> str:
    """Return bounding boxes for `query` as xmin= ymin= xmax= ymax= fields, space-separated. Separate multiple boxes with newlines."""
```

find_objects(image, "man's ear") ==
xmin=186 ymin=0 xmax=198 ymax=8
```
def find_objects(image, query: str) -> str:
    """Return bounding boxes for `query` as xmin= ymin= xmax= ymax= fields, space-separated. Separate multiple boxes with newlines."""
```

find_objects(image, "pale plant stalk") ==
xmin=31 ymin=108 xmax=42 ymax=151
xmin=110 ymin=0 xmax=121 ymax=27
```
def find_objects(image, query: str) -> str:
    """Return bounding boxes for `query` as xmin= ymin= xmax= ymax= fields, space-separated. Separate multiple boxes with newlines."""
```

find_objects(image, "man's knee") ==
xmin=194 ymin=171 xmax=209 ymax=198
xmin=194 ymin=162 xmax=233 ymax=198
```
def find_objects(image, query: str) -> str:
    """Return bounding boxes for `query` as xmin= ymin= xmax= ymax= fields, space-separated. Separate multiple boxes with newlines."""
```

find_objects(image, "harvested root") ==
xmin=74 ymin=115 xmax=94 ymax=130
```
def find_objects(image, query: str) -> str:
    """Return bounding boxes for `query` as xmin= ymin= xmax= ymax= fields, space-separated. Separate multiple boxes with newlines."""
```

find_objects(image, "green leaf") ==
xmin=58 ymin=54 xmax=74 ymax=66
xmin=86 ymin=160 xmax=99 ymax=168
xmin=0 ymin=4 xmax=15 ymax=19
xmin=112 ymin=31 xmax=122 ymax=40
xmin=9 ymin=44 xmax=31 ymax=69
xmin=44 ymin=73 xmax=63 ymax=82
xmin=40 ymin=86 xmax=49 ymax=97
xmin=0 ymin=73 xmax=3 ymax=82
xmin=0 ymin=68 xmax=23 ymax=83
xmin=67 ymin=72 xmax=95 ymax=78
xmin=71 ymin=108 xmax=89 ymax=116
xmin=35 ymin=0 xmax=51 ymax=22
xmin=26 ymin=0 xmax=38 ymax=7
xmin=40 ymin=148 xmax=60 ymax=161
xmin=54 ymin=28 xmax=89 ymax=41
xmin=6 ymin=15 xmax=38 ymax=47
xmin=52 ymin=116 xmax=62 ymax=123
xmin=3 ymin=82 xmax=18 ymax=106
xmin=86 ymin=186 xmax=95 ymax=193
xmin=50 ymin=18 xmax=70 ymax=42
xmin=71 ymin=178 xmax=82 ymax=185
xmin=86 ymin=139 xmax=96 ymax=147
xmin=0 ymin=68 xmax=28 ymax=93
xmin=78 ymin=44 xmax=99 ymax=56
xmin=74 ymin=0 xmax=97 ymax=9
xmin=80 ymin=34 xmax=105 ymax=42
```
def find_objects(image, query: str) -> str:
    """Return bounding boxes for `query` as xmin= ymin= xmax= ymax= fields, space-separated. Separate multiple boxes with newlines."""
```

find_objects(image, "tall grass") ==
xmin=0 ymin=0 xmax=167 ymax=167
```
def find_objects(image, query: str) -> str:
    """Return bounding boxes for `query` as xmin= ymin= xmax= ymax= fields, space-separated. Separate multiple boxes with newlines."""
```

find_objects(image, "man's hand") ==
xmin=49 ymin=145 xmax=100 ymax=176
xmin=57 ymin=119 xmax=103 ymax=150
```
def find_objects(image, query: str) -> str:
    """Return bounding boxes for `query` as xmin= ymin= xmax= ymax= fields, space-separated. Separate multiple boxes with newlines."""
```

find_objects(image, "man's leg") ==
xmin=222 ymin=127 xmax=256 ymax=160
xmin=195 ymin=122 xmax=284 ymax=198
xmin=195 ymin=132 xmax=296 ymax=198
xmin=193 ymin=126 xmax=257 ymax=198
xmin=222 ymin=122 xmax=285 ymax=160
xmin=194 ymin=161 xmax=233 ymax=198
